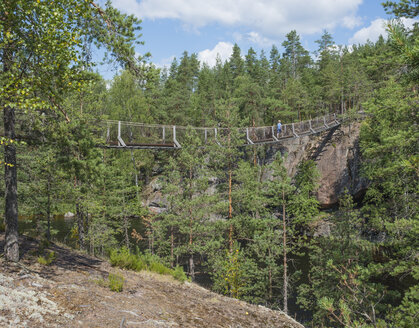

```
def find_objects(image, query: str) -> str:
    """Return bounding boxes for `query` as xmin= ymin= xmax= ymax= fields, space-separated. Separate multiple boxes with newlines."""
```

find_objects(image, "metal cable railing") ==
xmin=100 ymin=113 xmax=342 ymax=149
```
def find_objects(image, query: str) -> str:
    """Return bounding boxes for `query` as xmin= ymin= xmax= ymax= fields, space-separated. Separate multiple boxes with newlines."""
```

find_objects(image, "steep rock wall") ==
xmin=143 ymin=122 xmax=368 ymax=210
xmin=262 ymin=121 xmax=367 ymax=207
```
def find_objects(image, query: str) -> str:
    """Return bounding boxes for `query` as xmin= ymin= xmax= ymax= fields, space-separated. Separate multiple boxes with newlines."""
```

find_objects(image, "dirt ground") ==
xmin=0 ymin=234 xmax=304 ymax=328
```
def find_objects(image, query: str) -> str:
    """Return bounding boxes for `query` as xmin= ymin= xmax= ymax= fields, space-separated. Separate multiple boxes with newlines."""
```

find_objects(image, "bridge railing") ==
xmin=100 ymin=113 xmax=341 ymax=149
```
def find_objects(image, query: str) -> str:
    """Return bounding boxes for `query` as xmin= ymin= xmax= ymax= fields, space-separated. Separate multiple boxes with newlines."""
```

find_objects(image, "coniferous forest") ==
xmin=1 ymin=1 xmax=418 ymax=327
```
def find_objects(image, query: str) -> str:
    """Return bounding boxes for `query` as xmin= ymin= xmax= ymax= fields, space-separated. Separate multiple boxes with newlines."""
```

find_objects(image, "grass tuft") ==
xmin=94 ymin=273 xmax=124 ymax=292
xmin=108 ymin=273 xmax=124 ymax=292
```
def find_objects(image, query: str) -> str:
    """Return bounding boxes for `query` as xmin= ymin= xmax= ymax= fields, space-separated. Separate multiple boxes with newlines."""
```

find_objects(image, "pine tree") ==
xmin=268 ymin=154 xmax=295 ymax=313
xmin=0 ymin=0 xmax=144 ymax=261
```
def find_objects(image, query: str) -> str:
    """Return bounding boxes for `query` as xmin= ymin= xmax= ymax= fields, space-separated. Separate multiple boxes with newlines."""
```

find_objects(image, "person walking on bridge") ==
xmin=277 ymin=120 xmax=282 ymax=138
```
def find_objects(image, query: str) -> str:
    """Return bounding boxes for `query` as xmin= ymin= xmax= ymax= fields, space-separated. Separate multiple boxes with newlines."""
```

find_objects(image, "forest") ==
xmin=1 ymin=0 xmax=418 ymax=327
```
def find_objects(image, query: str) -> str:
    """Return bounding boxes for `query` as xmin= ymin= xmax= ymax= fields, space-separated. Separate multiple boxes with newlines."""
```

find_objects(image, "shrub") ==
xmin=109 ymin=247 xmax=188 ymax=283
xmin=171 ymin=265 xmax=189 ymax=283
xmin=149 ymin=261 xmax=172 ymax=275
xmin=37 ymin=251 xmax=56 ymax=265
xmin=110 ymin=247 xmax=145 ymax=271
xmin=108 ymin=273 xmax=124 ymax=292
xmin=38 ymin=238 xmax=50 ymax=253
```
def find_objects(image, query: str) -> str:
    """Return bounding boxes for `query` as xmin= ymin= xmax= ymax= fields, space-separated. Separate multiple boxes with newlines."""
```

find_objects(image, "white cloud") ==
xmin=244 ymin=32 xmax=275 ymax=47
xmin=349 ymin=19 xmax=387 ymax=44
xmin=113 ymin=0 xmax=363 ymax=36
xmin=342 ymin=15 xmax=362 ymax=29
xmin=198 ymin=42 xmax=234 ymax=67
xmin=349 ymin=18 xmax=418 ymax=44
xmin=154 ymin=55 xmax=176 ymax=69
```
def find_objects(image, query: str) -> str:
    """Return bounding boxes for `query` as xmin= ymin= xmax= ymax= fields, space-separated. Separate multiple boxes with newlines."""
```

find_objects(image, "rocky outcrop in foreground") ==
xmin=0 ymin=234 xmax=303 ymax=328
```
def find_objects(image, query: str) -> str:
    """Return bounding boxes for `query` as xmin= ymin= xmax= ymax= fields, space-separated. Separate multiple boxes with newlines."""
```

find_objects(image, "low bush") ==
xmin=109 ymin=247 xmax=188 ymax=283
xmin=171 ymin=265 xmax=188 ymax=283
xmin=108 ymin=273 xmax=124 ymax=292
xmin=149 ymin=261 xmax=172 ymax=275
xmin=110 ymin=247 xmax=146 ymax=271
xmin=37 ymin=251 xmax=56 ymax=265
xmin=94 ymin=273 xmax=124 ymax=292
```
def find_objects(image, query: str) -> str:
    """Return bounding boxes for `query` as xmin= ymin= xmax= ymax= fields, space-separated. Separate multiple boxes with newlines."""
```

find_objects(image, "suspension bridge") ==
xmin=101 ymin=113 xmax=341 ymax=149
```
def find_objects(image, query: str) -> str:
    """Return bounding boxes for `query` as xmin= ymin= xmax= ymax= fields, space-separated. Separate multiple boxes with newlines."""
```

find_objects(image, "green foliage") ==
xmin=108 ymin=273 xmax=124 ymax=292
xmin=95 ymin=273 xmax=125 ymax=292
xmin=289 ymin=160 xmax=320 ymax=225
xmin=110 ymin=247 xmax=146 ymax=271
xmin=109 ymin=247 xmax=189 ymax=283
xmin=2 ymin=3 xmax=417 ymax=322
xmin=211 ymin=245 xmax=246 ymax=299
xmin=171 ymin=265 xmax=188 ymax=283
xmin=383 ymin=0 xmax=419 ymax=18
xmin=359 ymin=78 xmax=418 ymax=327
xmin=37 ymin=251 xmax=56 ymax=266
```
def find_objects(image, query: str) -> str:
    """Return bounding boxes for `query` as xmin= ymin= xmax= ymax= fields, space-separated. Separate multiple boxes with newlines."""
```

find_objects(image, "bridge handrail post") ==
xmin=292 ymin=123 xmax=299 ymax=138
xmin=106 ymin=123 xmax=110 ymax=142
xmin=323 ymin=116 xmax=329 ymax=129
xmin=246 ymin=127 xmax=254 ymax=144
xmin=173 ymin=126 xmax=181 ymax=148
xmin=117 ymin=121 xmax=126 ymax=147
xmin=334 ymin=113 xmax=340 ymax=125
xmin=309 ymin=120 xmax=316 ymax=134
xmin=204 ymin=128 xmax=207 ymax=143
xmin=162 ymin=126 xmax=165 ymax=143
xmin=272 ymin=126 xmax=279 ymax=141
xmin=214 ymin=128 xmax=221 ymax=146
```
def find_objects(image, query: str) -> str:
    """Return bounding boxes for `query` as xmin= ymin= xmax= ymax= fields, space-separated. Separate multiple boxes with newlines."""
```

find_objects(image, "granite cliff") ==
xmin=143 ymin=121 xmax=368 ymax=211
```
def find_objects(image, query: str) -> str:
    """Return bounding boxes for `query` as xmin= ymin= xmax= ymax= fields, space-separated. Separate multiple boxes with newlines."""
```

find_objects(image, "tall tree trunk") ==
xmin=130 ymin=149 xmax=139 ymax=199
xmin=76 ymin=202 xmax=85 ymax=250
xmin=189 ymin=254 xmax=195 ymax=281
xmin=3 ymin=12 xmax=19 ymax=261
xmin=46 ymin=176 xmax=51 ymax=241
xmin=170 ymin=226 xmax=174 ymax=268
xmin=268 ymin=248 xmax=272 ymax=302
xmin=4 ymin=105 xmax=19 ymax=262
xmin=227 ymin=124 xmax=234 ymax=253
xmin=252 ymin=119 xmax=257 ymax=166
xmin=188 ymin=174 xmax=195 ymax=281
xmin=228 ymin=169 xmax=233 ymax=252
xmin=90 ymin=232 xmax=94 ymax=255
xmin=123 ymin=214 xmax=130 ymax=249
xmin=282 ymin=189 xmax=288 ymax=314
xmin=122 ymin=195 xmax=129 ymax=250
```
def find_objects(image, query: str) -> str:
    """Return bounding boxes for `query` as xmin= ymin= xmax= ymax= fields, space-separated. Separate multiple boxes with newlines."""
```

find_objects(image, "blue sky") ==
xmin=99 ymin=0 xmax=417 ymax=78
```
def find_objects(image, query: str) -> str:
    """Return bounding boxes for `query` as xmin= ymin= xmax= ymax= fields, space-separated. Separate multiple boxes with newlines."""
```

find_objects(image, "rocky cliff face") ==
xmin=143 ymin=122 xmax=368 ymax=210
xmin=262 ymin=121 xmax=368 ymax=207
